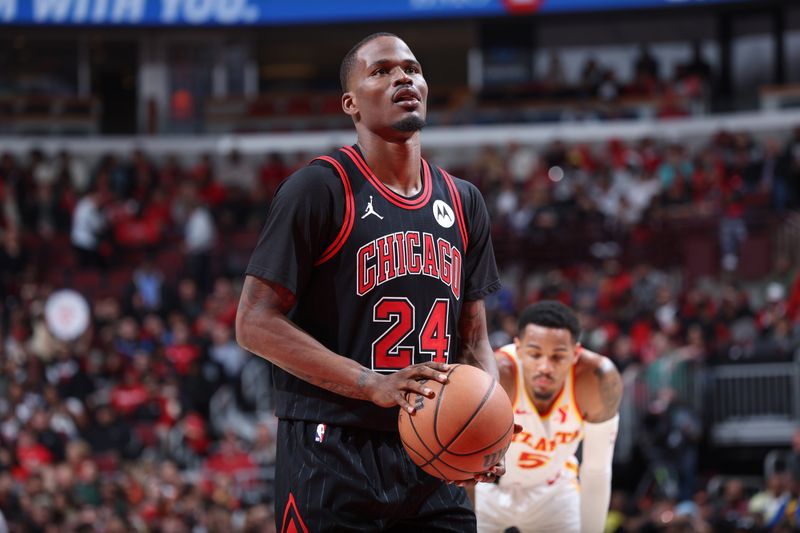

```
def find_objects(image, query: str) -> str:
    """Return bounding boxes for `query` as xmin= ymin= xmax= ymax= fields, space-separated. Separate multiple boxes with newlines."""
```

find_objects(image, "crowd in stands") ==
xmin=207 ymin=44 xmax=718 ymax=133
xmin=2 ymin=124 xmax=800 ymax=531
xmin=474 ymin=43 xmax=715 ymax=119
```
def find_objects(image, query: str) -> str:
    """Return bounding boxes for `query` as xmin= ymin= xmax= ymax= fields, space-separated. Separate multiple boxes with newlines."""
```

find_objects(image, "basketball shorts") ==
xmin=475 ymin=470 xmax=580 ymax=533
xmin=274 ymin=418 xmax=476 ymax=533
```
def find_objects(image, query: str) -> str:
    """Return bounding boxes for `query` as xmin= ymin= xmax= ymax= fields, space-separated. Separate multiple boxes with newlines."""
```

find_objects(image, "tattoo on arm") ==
xmin=594 ymin=363 xmax=623 ymax=421
xmin=298 ymin=368 xmax=374 ymax=401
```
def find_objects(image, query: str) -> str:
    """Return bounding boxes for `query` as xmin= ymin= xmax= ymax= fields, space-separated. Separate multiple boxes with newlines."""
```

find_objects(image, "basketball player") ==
xmin=236 ymin=33 xmax=505 ymax=532
xmin=474 ymin=301 xmax=622 ymax=533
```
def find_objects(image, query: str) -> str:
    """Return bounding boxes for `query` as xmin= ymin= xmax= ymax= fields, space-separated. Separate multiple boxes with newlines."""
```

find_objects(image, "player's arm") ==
xmin=457 ymin=299 xmax=498 ymax=381
xmin=236 ymin=275 xmax=449 ymax=413
xmin=494 ymin=349 xmax=516 ymax=401
xmin=575 ymin=351 xmax=623 ymax=533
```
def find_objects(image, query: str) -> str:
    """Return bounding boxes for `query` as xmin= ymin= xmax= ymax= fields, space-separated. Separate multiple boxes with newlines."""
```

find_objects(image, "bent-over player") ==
xmin=475 ymin=301 xmax=622 ymax=533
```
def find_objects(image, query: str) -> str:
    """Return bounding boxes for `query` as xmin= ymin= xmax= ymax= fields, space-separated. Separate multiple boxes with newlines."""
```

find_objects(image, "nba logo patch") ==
xmin=315 ymin=423 xmax=327 ymax=443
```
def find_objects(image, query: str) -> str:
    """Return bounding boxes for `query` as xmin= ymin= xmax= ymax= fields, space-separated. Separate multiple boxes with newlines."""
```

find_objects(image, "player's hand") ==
xmin=452 ymin=423 xmax=522 ymax=487
xmin=368 ymin=362 xmax=450 ymax=412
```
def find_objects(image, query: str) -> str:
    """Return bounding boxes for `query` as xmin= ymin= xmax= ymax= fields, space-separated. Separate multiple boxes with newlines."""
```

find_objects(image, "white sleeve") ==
xmin=579 ymin=414 xmax=619 ymax=533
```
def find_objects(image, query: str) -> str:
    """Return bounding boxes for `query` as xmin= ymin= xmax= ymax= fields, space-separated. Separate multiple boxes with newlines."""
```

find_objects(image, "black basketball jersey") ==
xmin=246 ymin=145 xmax=500 ymax=431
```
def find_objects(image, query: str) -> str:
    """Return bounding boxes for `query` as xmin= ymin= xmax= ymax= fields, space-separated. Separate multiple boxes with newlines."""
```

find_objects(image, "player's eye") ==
xmin=372 ymin=68 xmax=388 ymax=76
xmin=405 ymin=66 xmax=419 ymax=74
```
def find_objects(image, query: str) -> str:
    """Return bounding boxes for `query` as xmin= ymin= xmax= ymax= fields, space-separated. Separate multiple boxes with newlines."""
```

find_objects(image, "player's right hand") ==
xmin=368 ymin=362 xmax=450 ymax=413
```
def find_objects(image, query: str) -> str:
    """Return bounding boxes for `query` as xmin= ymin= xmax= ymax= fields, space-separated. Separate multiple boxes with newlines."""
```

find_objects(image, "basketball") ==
xmin=397 ymin=364 xmax=514 ymax=481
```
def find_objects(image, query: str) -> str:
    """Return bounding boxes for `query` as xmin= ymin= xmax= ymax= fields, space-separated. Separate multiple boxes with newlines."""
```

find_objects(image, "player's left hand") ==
xmin=452 ymin=423 xmax=522 ymax=487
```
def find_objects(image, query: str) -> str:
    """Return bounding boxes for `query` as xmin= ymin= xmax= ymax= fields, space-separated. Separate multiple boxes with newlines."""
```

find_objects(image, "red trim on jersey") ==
xmin=340 ymin=145 xmax=432 ymax=209
xmin=280 ymin=492 xmax=309 ymax=533
xmin=440 ymin=168 xmax=469 ymax=253
xmin=313 ymin=156 xmax=354 ymax=266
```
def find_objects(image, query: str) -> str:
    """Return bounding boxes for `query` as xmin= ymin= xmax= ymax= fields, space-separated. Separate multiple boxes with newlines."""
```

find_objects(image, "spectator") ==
xmin=634 ymin=44 xmax=660 ymax=81
xmin=749 ymin=471 xmax=791 ymax=529
xmin=542 ymin=50 xmax=567 ymax=95
xmin=579 ymin=57 xmax=603 ymax=97
xmin=182 ymin=184 xmax=216 ymax=292
xmin=684 ymin=41 xmax=713 ymax=85
xmin=257 ymin=153 xmax=289 ymax=202
xmin=710 ymin=478 xmax=752 ymax=531
xmin=70 ymin=183 xmax=111 ymax=269
xmin=640 ymin=388 xmax=702 ymax=502
xmin=127 ymin=258 xmax=166 ymax=316
xmin=788 ymin=427 xmax=800 ymax=487
xmin=216 ymin=149 xmax=256 ymax=228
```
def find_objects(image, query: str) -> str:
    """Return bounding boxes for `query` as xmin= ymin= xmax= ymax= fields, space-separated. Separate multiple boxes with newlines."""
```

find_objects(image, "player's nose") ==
xmin=392 ymin=67 xmax=412 ymax=85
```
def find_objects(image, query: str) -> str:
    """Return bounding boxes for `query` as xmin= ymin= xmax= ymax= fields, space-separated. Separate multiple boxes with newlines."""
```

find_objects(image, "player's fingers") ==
xmin=396 ymin=393 xmax=416 ymax=414
xmin=513 ymin=423 xmax=524 ymax=434
xmin=420 ymin=361 xmax=450 ymax=372
xmin=489 ymin=464 xmax=506 ymax=477
xmin=411 ymin=365 xmax=449 ymax=384
xmin=403 ymin=379 xmax=435 ymax=398
xmin=473 ymin=473 xmax=493 ymax=483
xmin=455 ymin=479 xmax=478 ymax=487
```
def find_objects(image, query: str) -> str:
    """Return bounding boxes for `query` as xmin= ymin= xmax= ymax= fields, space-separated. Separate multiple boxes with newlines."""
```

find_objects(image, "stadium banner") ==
xmin=0 ymin=0 xmax=747 ymax=26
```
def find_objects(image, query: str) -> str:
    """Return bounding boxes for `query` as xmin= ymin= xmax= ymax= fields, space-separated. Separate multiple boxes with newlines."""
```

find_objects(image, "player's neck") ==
xmin=356 ymin=135 xmax=422 ymax=197
xmin=531 ymin=396 xmax=557 ymax=416
xmin=527 ymin=384 xmax=563 ymax=416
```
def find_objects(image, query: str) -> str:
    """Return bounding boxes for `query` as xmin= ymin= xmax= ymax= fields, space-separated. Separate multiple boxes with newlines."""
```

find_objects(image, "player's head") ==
xmin=340 ymin=33 xmax=428 ymax=140
xmin=515 ymin=301 xmax=582 ymax=402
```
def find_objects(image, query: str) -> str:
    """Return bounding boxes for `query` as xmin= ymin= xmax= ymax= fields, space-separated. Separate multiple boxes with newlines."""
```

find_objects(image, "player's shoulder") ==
xmin=276 ymin=157 xmax=345 ymax=197
xmin=494 ymin=344 xmax=517 ymax=398
xmin=441 ymin=168 xmax=482 ymax=197
xmin=575 ymin=348 xmax=622 ymax=421
xmin=494 ymin=343 xmax=516 ymax=372
xmin=575 ymin=349 xmax=618 ymax=384
xmin=576 ymin=348 xmax=613 ymax=370
xmin=495 ymin=343 xmax=517 ymax=359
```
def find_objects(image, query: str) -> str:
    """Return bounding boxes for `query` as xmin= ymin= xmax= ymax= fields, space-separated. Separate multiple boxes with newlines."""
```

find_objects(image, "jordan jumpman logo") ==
xmin=362 ymin=195 xmax=384 ymax=220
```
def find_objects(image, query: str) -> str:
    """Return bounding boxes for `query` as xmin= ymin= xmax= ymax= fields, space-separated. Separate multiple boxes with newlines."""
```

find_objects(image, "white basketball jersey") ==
xmin=497 ymin=343 xmax=584 ymax=488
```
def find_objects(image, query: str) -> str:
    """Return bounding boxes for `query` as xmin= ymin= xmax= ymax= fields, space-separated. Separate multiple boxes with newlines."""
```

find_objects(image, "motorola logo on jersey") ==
xmin=356 ymin=231 xmax=462 ymax=298
xmin=432 ymin=200 xmax=455 ymax=228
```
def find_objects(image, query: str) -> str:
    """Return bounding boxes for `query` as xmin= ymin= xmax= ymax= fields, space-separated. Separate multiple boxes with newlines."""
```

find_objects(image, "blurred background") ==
xmin=2 ymin=0 xmax=800 ymax=531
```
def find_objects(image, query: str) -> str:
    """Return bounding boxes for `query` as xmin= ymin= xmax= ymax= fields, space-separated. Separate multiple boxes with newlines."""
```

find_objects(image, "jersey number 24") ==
xmin=371 ymin=297 xmax=450 ymax=370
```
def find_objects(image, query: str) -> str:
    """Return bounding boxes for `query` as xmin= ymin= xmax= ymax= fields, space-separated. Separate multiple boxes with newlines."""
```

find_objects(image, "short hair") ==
xmin=340 ymin=32 xmax=400 ymax=92
xmin=518 ymin=301 xmax=581 ymax=343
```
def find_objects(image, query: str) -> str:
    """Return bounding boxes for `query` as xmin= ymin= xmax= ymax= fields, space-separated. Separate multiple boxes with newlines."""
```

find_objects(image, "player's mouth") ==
xmin=392 ymin=88 xmax=421 ymax=109
xmin=533 ymin=376 xmax=554 ymax=387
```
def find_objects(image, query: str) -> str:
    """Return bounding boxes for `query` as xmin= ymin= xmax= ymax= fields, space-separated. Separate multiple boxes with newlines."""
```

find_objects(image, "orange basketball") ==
xmin=397 ymin=364 xmax=514 ymax=481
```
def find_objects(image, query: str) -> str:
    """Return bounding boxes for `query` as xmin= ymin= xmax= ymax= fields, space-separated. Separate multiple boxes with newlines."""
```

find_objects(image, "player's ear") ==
xmin=573 ymin=343 xmax=582 ymax=363
xmin=342 ymin=92 xmax=357 ymax=117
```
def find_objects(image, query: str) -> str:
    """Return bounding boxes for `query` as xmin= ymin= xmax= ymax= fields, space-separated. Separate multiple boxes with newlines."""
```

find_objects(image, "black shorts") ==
xmin=274 ymin=418 xmax=476 ymax=532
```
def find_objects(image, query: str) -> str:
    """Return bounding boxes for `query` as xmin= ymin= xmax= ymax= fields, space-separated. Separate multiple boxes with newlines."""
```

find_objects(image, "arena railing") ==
xmin=708 ymin=360 xmax=800 ymax=447
xmin=616 ymin=354 xmax=800 ymax=462
xmin=1 ymin=108 xmax=800 ymax=163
